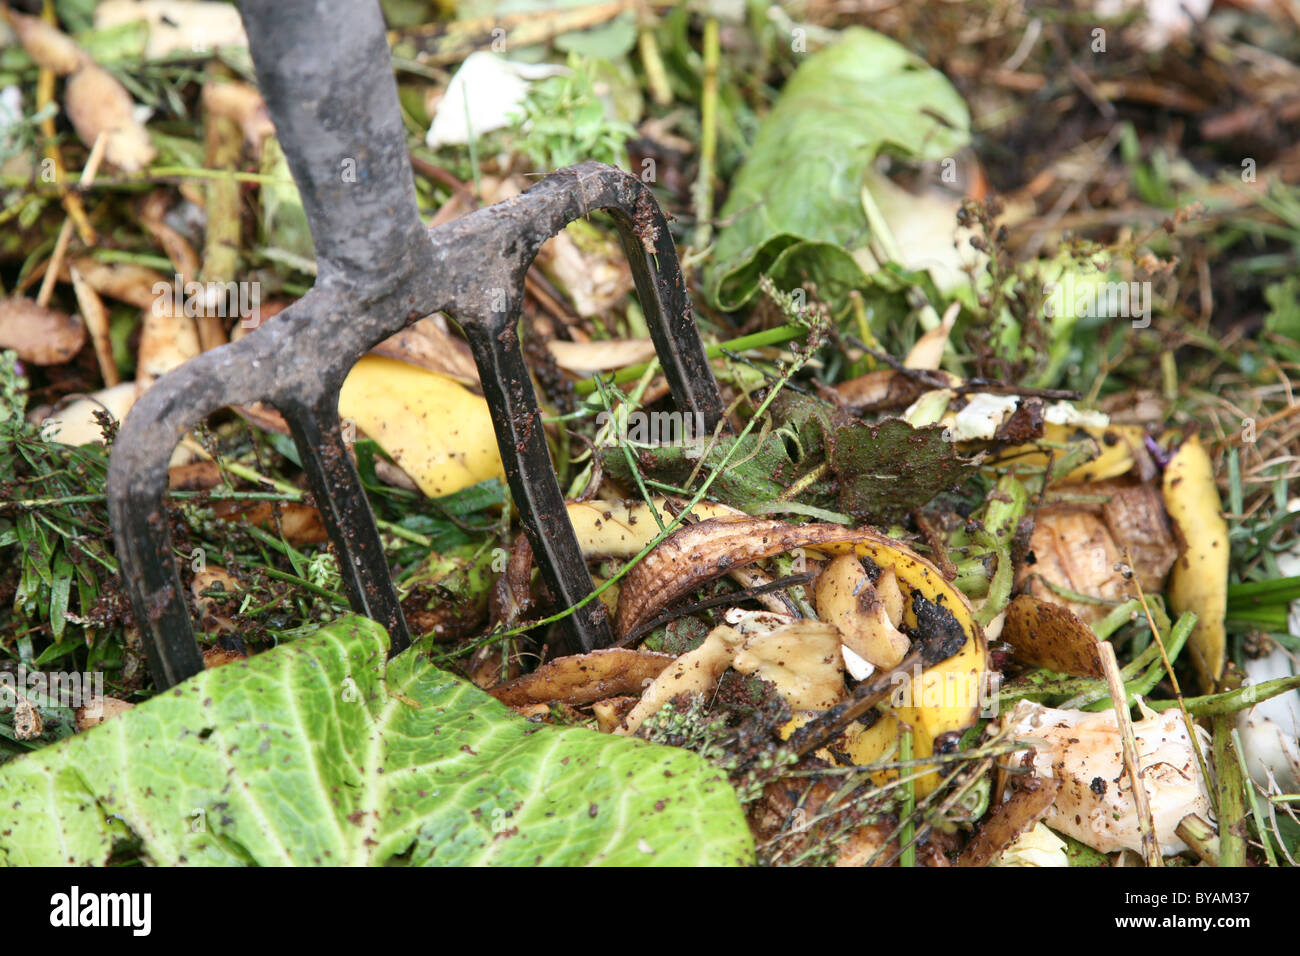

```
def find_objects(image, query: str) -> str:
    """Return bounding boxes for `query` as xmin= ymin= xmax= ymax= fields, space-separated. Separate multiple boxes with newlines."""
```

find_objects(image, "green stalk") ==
xmin=1146 ymin=675 xmax=1300 ymax=717
xmin=898 ymin=726 xmax=915 ymax=868
xmin=691 ymin=18 xmax=719 ymax=251
xmin=1228 ymin=575 xmax=1300 ymax=602
xmin=454 ymin=322 xmax=827 ymax=648
xmin=1232 ymin=728 xmax=1278 ymax=867
xmin=1081 ymin=612 xmax=1195 ymax=712
xmin=573 ymin=324 xmax=808 ymax=395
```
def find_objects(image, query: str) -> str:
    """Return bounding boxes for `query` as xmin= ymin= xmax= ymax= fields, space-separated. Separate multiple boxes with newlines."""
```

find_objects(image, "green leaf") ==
xmin=598 ymin=392 xmax=837 ymax=510
xmin=706 ymin=27 xmax=970 ymax=311
xmin=554 ymin=13 xmax=638 ymax=59
xmin=831 ymin=418 xmax=977 ymax=523
xmin=0 ymin=616 xmax=752 ymax=866
xmin=48 ymin=552 xmax=73 ymax=643
xmin=260 ymin=136 xmax=315 ymax=261
xmin=1264 ymin=277 xmax=1300 ymax=364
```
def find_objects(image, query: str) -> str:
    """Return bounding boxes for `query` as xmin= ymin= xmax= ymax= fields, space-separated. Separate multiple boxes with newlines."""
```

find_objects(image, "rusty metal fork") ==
xmin=106 ymin=0 xmax=724 ymax=689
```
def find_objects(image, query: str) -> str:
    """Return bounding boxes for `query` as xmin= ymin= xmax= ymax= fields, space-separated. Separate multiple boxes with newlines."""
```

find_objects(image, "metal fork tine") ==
xmin=459 ymin=316 xmax=613 ymax=655
xmin=282 ymin=399 xmax=411 ymax=654
xmin=108 ymin=0 xmax=726 ymax=689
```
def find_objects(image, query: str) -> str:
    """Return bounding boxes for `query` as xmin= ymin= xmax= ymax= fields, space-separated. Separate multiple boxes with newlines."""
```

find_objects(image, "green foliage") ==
xmin=706 ymin=27 xmax=970 ymax=311
xmin=0 ymin=353 xmax=120 ymax=676
xmin=0 ymin=616 xmax=754 ymax=866
xmin=832 ymin=419 xmax=978 ymax=523
xmin=599 ymin=391 xmax=837 ymax=511
xmin=510 ymin=54 xmax=636 ymax=171
xmin=1263 ymin=276 xmax=1300 ymax=364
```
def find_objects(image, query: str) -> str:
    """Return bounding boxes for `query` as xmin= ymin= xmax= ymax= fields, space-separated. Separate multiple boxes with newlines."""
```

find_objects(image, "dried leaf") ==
xmin=1016 ymin=509 xmax=1129 ymax=625
xmin=958 ymin=776 xmax=1062 ymax=867
xmin=66 ymin=257 xmax=168 ymax=309
xmin=1002 ymin=594 xmax=1105 ymax=678
xmin=548 ymin=338 xmax=657 ymax=375
xmin=201 ymin=78 xmax=275 ymax=155
xmin=136 ymin=302 xmax=201 ymax=390
xmin=5 ymin=10 xmax=87 ymax=74
xmin=370 ymin=315 xmax=479 ymax=385
xmin=0 ymin=297 xmax=85 ymax=365
xmin=489 ymin=649 xmax=675 ymax=707
xmin=64 ymin=64 xmax=156 ymax=173
xmin=69 ymin=265 xmax=118 ymax=386
xmin=95 ymin=0 xmax=248 ymax=59
xmin=213 ymin=501 xmax=329 ymax=546
xmin=74 ymin=697 xmax=134 ymax=733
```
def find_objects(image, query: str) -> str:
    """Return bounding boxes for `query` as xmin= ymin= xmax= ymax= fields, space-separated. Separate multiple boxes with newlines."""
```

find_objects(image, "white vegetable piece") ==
xmin=992 ymin=822 xmax=1069 ymax=868
xmin=1003 ymin=699 xmax=1213 ymax=856
xmin=1235 ymin=541 xmax=1300 ymax=791
xmin=1042 ymin=401 xmax=1110 ymax=430
xmin=947 ymin=393 xmax=1021 ymax=442
xmin=426 ymin=52 xmax=566 ymax=149
xmin=841 ymin=644 xmax=875 ymax=682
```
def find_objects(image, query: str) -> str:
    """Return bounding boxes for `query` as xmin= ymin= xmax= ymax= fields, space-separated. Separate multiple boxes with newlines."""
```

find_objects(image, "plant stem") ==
xmin=691 ymin=18 xmax=719 ymax=251
xmin=484 ymin=323 xmax=825 ymax=642
xmin=1232 ymin=728 xmax=1279 ymax=866
xmin=1146 ymin=675 xmax=1300 ymax=717
xmin=637 ymin=20 xmax=672 ymax=106
xmin=573 ymin=323 xmax=807 ymax=395
xmin=1213 ymin=715 xmax=1247 ymax=867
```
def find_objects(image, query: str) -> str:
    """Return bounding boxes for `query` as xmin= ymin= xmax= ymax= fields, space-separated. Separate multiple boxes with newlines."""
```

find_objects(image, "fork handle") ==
xmin=235 ymin=0 xmax=427 ymax=282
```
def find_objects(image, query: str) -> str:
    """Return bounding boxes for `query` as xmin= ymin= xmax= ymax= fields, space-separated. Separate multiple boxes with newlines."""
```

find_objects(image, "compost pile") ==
xmin=0 ymin=0 xmax=1297 ymax=867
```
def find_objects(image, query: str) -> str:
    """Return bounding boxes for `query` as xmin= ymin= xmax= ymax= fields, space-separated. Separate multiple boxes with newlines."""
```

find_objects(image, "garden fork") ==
xmin=107 ymin=0 xmax=725 ymax=689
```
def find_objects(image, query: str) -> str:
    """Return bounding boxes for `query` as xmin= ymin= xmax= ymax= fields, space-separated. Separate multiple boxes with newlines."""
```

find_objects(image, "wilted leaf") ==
xmin=64 ymin=63 xmax=156 ymax=172
xmin=957 ymin=776 xmax=1061 ymax=867
xmin=489 ymin=648 xmax=675 ymax=707
xmin=831 ymin=418 xmax=977 ymax=523
xmin=0 ymin=297 xmax=85 ymax=365
xmin=0 ymin=616 xmax=753 ymax=866
xmin=1002 ymin=594 xmax=1104 ymax=678
xmin=599 ymin=392 xmax=836 ymax=510
xmin=706 ymin=27 xmax=969 ymax=310
xmin=94 ymin=0 xmax=248 ymax=59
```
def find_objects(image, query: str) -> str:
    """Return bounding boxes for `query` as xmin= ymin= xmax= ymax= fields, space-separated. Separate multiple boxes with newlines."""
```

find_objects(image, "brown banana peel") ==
xmin=1161 ymin=434 xmax=1228 ymax=691
xmin=616 ymin=517 xmax=988 ymax=798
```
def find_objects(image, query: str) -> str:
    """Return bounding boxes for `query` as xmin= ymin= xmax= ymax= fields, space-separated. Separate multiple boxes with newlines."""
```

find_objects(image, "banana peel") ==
xmin=1161 ymin=434 xmax=1228 ymax=691
xmin=567 ymin=506 xmax=988 ymax=797
xmin=566 ymin=498 xmax=740 ymax=559
xmin=337 ymin=355 xmax=504 ymax=497
xmin=817 ymin=536 xmax=988 ymax=798
xmin=615 ymin=518 xmax=987 ymax=799
xmin=989 ymin=422 xmax=1144 ymax=485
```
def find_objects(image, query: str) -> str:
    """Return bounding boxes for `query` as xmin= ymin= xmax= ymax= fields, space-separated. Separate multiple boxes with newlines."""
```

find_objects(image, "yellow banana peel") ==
xmin=1161 ymin=434 xmax=1228 ymax=691
xmin=802 ymin=537 xmax=988 ymax=799
xmin=579 ymin=505 xmax=989 ymax=798
xmin=990 ymin=423 xmax=1144 ymax=484
xmin=338 ymin=355 xmax=504 ymax=498
xmin=565 ymin=498 xmax=741 ymax=559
